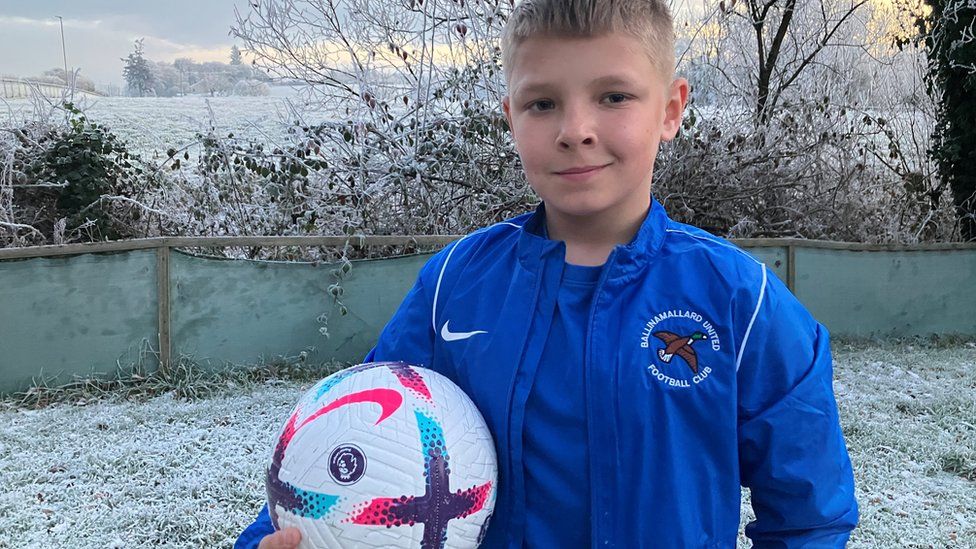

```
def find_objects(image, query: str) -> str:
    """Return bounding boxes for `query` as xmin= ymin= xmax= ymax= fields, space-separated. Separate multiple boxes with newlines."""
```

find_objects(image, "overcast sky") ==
xmin=0 ymin=0 xmax=248 ymax=87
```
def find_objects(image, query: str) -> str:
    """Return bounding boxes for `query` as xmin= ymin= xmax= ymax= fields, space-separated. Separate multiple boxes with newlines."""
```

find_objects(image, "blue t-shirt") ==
xmin=522 ymin=261 xmax=601 ymax=547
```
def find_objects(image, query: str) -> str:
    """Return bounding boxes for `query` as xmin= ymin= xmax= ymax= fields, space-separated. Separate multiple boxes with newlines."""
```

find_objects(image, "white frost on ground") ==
xmin=1 ymin=344 xmax=974 ymax=548
xmin=830 ymin=343 xmax=976 ymax=548
xmin=0 ymin=382 xmax=302 ymax=548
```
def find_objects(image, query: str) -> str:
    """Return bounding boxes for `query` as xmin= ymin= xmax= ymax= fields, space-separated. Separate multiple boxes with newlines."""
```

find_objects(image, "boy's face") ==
xmin=503 ymin=33 xmax=688 ymax=228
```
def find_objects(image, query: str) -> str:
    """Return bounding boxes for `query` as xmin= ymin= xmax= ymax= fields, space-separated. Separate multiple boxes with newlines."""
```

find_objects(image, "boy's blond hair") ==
xmin=501 ymin=0 xmax=676 ymax=81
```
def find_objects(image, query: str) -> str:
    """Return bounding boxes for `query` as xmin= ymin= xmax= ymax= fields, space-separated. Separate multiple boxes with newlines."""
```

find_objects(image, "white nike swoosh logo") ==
xmin=440 ymin=320 xmax=488 ymax=342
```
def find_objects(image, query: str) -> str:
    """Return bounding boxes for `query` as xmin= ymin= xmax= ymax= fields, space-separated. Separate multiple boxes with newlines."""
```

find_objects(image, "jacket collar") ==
xmin=516 ymin=197 xmax=670 ymax=276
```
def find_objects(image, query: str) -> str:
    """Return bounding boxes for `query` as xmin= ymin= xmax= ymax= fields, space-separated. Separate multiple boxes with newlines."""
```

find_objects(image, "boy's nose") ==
xmin=556 ymin=110 xmax=597 ymax=149
xmin=558 ymin=133 xmax=595 ymax=149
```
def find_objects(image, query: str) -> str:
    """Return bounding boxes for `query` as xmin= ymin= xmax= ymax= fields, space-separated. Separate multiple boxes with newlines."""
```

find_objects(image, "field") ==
xmin=0 ymin=342 xmax=973 ymax=548
xmin=0 ymin=92 xmax=337 ymax=160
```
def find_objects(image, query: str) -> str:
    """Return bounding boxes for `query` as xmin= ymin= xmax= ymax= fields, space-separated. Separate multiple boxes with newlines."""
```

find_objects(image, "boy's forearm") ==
xmin=737 ymin=327 xmax=858 ymax=545
xmin=740 ymin=382 xmax=859 ymax=546
xmin=736 ymin=279 xmax=858 ymax=546
xmin=750 ymin=527 xmax=855 ymax=549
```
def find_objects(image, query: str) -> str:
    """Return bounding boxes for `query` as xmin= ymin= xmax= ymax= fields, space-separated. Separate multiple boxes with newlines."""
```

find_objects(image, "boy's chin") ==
xmin=539 ymin=197 xmax=593 ymax=215
xmin=542 ymin=197 xmax=646 ymax=222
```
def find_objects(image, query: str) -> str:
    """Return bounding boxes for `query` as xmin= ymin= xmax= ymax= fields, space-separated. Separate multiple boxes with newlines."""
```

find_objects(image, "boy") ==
xmin=238 ymin=0 xmax=859 ymax=547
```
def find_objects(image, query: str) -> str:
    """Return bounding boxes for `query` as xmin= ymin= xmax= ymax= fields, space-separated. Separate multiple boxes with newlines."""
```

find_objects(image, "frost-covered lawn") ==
xmin=1 ymin=95 xmax=338 ymax=159
xmin=831 ymin=343 xmax=976 ymax=547
xmin=1 ymin=343 xmax=973 ymax=548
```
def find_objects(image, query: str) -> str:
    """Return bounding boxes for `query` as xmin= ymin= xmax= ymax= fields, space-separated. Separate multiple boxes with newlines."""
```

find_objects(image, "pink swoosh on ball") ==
xmin=298 ymin=388 xmax=403 ymax=430
xmin=279 ymin=388 xmax=404 ymax=451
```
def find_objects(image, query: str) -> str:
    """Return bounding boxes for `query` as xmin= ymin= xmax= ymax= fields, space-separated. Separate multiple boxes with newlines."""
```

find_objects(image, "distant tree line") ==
xmin=121 ymin=39 xmax=272 ymax=98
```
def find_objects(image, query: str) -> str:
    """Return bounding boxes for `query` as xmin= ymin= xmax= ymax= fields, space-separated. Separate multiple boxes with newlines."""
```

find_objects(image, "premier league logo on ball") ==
xmin=329 ymin=445 xmax=366 ymax=485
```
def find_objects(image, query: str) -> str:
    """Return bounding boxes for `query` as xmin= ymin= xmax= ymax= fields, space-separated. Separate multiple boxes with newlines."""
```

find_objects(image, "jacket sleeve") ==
xmin=234 ymin=504 xmax=272 ymax=549
xmin=235 ymin=268 xmax=438 ymax=548
xmin=735 ymin=268 xmax=858 ymax=548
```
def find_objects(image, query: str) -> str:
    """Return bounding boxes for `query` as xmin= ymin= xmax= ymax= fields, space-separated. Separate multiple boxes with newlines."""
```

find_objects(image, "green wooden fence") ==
xmin=1 ymin=237 xmax=974 ymax=394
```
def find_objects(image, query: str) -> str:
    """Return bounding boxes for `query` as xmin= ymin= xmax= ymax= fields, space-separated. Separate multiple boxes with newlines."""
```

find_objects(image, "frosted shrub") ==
xmin=655 ymin=0 xmax=959 ymax=243
xmin=227 ymin=0 xmax=531 ymax=239
xmin=656 ymin=98 xmax=956 ymax=243
xmin=1 ymin=103 xmax=153 ymax=246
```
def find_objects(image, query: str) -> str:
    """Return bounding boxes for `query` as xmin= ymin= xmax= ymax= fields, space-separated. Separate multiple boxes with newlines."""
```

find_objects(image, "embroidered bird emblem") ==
xmin=653 ymin=331 xmax=707 ymax=374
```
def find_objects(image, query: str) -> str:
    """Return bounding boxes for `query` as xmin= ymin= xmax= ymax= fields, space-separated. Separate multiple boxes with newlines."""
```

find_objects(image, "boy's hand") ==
xmin=257 ymin=527 xmax=301 ymax=549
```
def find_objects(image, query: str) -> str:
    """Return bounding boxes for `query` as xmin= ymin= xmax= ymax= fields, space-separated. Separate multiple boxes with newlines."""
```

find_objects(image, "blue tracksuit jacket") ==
xmin=237 ymin=199 xmax=858 ymax=548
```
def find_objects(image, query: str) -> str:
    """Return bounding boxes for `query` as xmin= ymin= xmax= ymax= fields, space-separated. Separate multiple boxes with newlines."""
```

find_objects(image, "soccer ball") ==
xmin=266 ymin=362 xmax=497 ymax=549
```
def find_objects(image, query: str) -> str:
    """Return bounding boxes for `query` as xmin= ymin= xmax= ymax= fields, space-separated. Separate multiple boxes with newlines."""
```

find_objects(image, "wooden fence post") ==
xmin=787 ymin=244 xmax=796 ymax=293
xmin=157 ymin=245 xmax=171 ymax=368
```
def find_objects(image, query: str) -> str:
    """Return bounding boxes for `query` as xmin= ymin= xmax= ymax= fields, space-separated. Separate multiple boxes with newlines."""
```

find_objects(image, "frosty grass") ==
xmin=1 ymin=343 xmax=973 ymax=548
xmin=1 ymin=95 xmax=337 ymax=160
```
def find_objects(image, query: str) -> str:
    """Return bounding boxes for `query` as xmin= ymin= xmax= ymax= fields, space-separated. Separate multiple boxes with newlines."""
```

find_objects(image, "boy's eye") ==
xmin=603 ymin=93 xmax=629 ymax=104
xmin=528 ymin=99 xmax=555 ymax=111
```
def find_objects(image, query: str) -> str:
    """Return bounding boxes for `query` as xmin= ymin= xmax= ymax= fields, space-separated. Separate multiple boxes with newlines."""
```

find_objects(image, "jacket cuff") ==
xmin=234 ymin=504 xmax=274 ymax=549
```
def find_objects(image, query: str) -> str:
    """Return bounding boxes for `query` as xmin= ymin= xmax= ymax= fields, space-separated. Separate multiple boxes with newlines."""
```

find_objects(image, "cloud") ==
xmin=142 ymin=37 xmax=237 ymax=65
xmin=0 ymin=15 xmax=104 ymax=30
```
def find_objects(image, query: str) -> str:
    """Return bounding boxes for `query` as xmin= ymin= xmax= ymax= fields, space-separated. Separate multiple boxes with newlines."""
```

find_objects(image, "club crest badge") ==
xmin=640 ymin=310 xmax=722 ymax=388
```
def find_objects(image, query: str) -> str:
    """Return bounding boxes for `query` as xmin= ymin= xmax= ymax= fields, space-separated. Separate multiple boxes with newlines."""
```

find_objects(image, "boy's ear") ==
xmin=502 ymin=96 xmax=515 ymax=140
xmin=661 ymin=77 xmax=690 ymax=141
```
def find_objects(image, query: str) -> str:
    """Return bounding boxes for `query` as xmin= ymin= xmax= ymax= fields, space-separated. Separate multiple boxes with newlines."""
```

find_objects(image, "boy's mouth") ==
xmin=554 ymin=164 xmax=610 ymax=175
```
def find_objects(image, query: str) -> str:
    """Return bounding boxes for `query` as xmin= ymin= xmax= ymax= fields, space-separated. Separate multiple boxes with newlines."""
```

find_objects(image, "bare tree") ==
xmin=655 ymin=0 xmax=957 ymax=242
xmin=715 ymin=0 xmax=870 ymax=124
xmin=230 ymin=0 xmax=527 ymax=236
